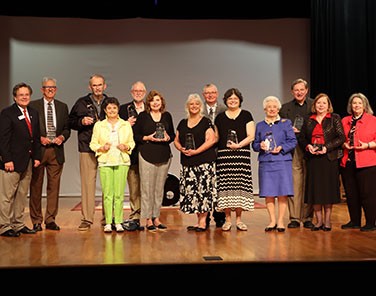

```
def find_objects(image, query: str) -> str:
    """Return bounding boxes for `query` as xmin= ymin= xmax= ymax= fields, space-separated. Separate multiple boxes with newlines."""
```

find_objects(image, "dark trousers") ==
xmin=340 ymin=161 xmax=376 ymax=226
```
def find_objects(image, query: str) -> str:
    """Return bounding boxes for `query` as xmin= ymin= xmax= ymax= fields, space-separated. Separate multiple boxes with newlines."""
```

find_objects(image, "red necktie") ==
xmin=23 ymin=108 xmax=32 ymax=136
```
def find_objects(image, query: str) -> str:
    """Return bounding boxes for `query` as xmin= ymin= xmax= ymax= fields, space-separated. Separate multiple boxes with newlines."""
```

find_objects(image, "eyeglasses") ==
xmin=204 ymin=91 xmax=217 ymax=95
xmin=42 ymin=86 xmax=57 ymax=89
xmin=132 ymin=90 xmax=145 ymax=93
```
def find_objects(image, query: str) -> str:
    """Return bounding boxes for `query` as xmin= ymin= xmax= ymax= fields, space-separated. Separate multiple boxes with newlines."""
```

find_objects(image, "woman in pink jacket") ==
xmin=340 ymin=93 xmax=376 ymax=232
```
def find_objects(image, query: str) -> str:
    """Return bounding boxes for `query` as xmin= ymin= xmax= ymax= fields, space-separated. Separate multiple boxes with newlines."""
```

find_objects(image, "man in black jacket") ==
xmin=69 ymin=74 xmax=108 ymax=231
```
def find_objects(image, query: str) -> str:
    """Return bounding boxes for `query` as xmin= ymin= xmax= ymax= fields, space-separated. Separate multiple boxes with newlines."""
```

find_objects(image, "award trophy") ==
xmin=312 ymin=135 xmax=323 ymax=151
xmin=154 ymin=122 xmax=166 ymax=139
xmin=293 ymin=114 xmax=304 ymax=131
xmin=88 ymin=105 xmax=98 ymax=123
xmin=185 ymin=133 xmax=196 ymax=150
xmin=47 ymin=127 xmax=56 ymax=142
xmin=265 ymin=131 xmax=276 ymax=153
xmin=127 ymin=104 xmax=138 ymax=118
xmin=227 ymin=129 xmax=238 ymax=146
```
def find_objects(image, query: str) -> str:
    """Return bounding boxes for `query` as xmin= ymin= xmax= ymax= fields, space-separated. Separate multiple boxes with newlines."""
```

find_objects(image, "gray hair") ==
xmin=263 ymin=95 xmax=281 ymax=110
xmin=347 ymin=92 xmax=374 ymax=115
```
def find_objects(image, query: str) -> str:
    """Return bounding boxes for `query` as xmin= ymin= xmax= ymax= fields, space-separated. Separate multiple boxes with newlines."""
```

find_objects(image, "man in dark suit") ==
xmin=279 ymin=78 xmax=314 ymax=229
xmin=0 ymin=82 xmax=42 ymax=237
xmin=29 ymin=77 xmax=71 ymax=231
xmin=202 ymin=83 xmax=227 ymax=228
xmin=119 ymin=81 xmax=146 ymax=231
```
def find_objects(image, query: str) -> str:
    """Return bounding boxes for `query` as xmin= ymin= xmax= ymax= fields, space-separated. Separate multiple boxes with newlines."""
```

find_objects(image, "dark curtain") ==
xmin=310 ymin=0 xmax=376 ymax=116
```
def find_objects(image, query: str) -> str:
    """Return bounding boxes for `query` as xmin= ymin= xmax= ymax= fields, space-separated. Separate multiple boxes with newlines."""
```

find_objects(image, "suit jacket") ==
xmin=203 ymin=102 xmax=227 ymax=121
xmin=0 ymin=103 xmax=42 ymax=172
xmin=29 ymin=98 xmax=71 ymax=164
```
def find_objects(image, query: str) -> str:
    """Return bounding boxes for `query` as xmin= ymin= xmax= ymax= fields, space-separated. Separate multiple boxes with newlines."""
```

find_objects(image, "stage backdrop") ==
xmin=0 ymin=16 xmax=310 ymax=196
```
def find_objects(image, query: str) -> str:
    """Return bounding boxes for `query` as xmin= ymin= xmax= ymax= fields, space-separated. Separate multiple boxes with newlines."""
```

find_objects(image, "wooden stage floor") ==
xmin=0 ymin=196 xmax=375 ymax=280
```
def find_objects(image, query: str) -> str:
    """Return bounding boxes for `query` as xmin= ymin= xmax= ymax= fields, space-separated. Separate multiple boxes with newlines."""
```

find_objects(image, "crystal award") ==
xmin=265 ymin=131 xmax=276 ymax=153
xmin=154 ymin=122 xmax=166 ymax=139
xmin=127 ymin=104 xmax=138 ymax=118
xmin=227 ymin=129 xmax=238 ymax=146
xmin=293 ymin=115 xmax=304 ymax=131
xmin=185 ymin=133 xmax=196 ymax=150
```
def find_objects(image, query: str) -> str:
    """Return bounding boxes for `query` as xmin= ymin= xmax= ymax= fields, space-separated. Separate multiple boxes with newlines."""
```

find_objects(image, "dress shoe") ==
xmin=303 ymin=221 xmax=314 ymax=229
xmin=322 ymin=226 xmax=332 ymax=231
xmin=18 ymin=226 xmax=36 ymax=234
xmin=33 ymin=223 xmax=43 ymax=231
xmin=0 ymin=229 xmax=20 ymax=237
xmin=155 ymin=223 xmax=167 ymax=230
xmin=360 ymin=225 xmax=376 ymax=232
xmin=187 ymin=225 xmax=198 ymax=231
xmin=277 ymin=227 xmax=285 ymax=232
xmin=45 ymin=222 xmax=60 ymax=231
xmin=341 ymin=221 xmax=361 ymax=229
xmin=195 ymin=227 xmax=206 ymax=232
xmin=215 ymin=220 xmax=225 ymax=228
xmin=287 ymin=221 xmax=300 ymax=228
xmin=311 ymin=225 xmax=323 ymax=231
xmin=265 ymin=225 xmax=277 ymax=232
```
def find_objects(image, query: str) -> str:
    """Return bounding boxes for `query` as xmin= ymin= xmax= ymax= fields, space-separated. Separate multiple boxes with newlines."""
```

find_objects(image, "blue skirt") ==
xmin=258 ymin=160 xmax=293 ymax=198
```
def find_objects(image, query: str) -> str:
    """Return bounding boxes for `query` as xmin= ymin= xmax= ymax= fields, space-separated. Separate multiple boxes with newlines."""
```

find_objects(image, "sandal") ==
xmin=222 ymin=222 xmax=232 ymax=231
xmin=236 ymin=222 xmax=248 ymax=231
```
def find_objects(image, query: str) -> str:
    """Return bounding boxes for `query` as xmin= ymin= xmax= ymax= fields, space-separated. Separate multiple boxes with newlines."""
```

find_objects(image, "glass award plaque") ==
xmin=265 ymin=132 xmax=276 ymax=153
xmin=185 ymin=133 xmax=196 ymax=150
xmin=227 ymin=129 xmax=238 ymax=146
xmin=293 ymin=115 xmax=304 ymax=131
xmin=154 ymin=122 xmax=166 ymax=139
xmin=312 ymin=135 xmax=323 ymax=151
xmin=127 ymin=104 xmax=138 ymax=118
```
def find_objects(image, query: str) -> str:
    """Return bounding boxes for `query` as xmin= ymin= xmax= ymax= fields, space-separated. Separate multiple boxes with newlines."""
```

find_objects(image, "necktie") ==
xmin=47 ymin=102 xmax=56 ymax=139
xmin=209 ymin=107 xmax=214 ymax=123
xmin=23 ymin=108 xmax=32 ymax=136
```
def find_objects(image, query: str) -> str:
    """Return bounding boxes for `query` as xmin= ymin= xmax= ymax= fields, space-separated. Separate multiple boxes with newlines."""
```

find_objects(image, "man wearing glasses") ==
xmin=202 ymin=83 xmax=227 ymax=228
xmin=119 ymin=81 xmax=147 ymax=231
xmin=29 ymin=77 xmax=71 ymax=231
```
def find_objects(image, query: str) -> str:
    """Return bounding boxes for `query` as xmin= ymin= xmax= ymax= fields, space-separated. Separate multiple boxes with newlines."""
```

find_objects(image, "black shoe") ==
xmin=360 ymin=225 xmax=376 ymax=232
xmin=322 ymin=226 xmax=332 ymax=231
xmin=0 ymin=229 xmax=20 ymax=237
xmin=33 ymin=223 xmax=43 ymax=232
xmin=122 ymin=220 xmax=138 ymax=231
xmin=277 ymin=227 xmax=286 ymax=232
xmin=18 ymin=226 xmax=36 ymax=234
xmin=195 ymin=227 xmax=206 ymax=232
xmin=215 ymin=220 xmax=225 ymax=228
xmin=287 ymin=221 xmax=300 ymax=228
xmin=155 ymin=223 xmax=167 ymax=230
xmin=45 ymin=222 xmax=60 ymax=231
xmin=265 ymin=225 xmax=277 ymax=232
xmin=303 ymin=221 xmax=314 ymax=229
xmin=341 ymin=221 xmax=361 ymax=229
xmin=187 ymin=226 xmax=198 ymax=231
xmin=146 ymin=225 xmax=157 ymax=232
xmin=311 ymin=225 xmax=323 ymax=231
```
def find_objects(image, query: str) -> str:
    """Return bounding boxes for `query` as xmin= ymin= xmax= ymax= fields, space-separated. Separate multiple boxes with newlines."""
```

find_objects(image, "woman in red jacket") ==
xmin=340 ymin=93 xmax=376 ymax=232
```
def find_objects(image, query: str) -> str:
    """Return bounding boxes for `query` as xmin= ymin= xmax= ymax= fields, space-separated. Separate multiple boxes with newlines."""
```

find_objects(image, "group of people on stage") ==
xmin=0 ymin=76 xmax=375 ymax=237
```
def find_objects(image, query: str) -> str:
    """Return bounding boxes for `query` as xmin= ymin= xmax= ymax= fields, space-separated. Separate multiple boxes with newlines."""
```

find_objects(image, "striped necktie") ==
xmin=47 ymin=102 xmax=56 ymax=139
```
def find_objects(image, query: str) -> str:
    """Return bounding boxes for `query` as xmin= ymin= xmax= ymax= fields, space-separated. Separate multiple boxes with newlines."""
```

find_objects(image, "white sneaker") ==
xmin=104 ymin=224 xmax=112 ymax=233
xmin=115 ymin=224 xmax=124 ymax=232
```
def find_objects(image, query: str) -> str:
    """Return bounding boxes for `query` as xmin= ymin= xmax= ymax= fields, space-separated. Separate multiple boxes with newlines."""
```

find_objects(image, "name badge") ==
xmin=18 ymin=115 xmax=25 ymax=120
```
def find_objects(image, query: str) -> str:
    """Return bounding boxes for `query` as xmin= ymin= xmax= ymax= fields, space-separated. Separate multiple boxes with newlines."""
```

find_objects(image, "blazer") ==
xmin=203 ymin=102 xmax=227 ymax=121
xmin=0 ymin=103 xmax=42 ymax=172
xmin=29 ymin=98 xmax=71 ymax=164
